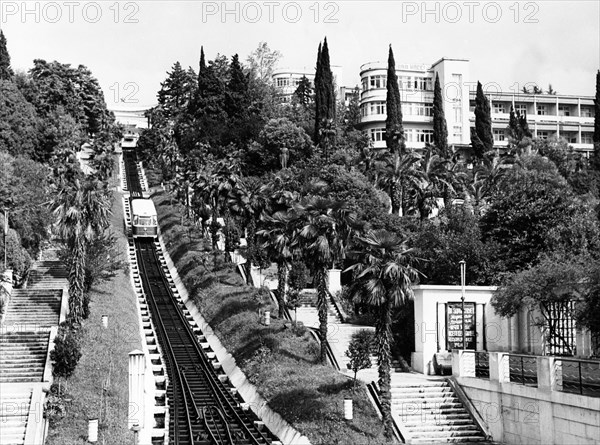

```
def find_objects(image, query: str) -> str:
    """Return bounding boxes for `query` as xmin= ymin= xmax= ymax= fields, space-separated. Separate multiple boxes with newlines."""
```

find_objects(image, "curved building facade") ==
xmin=359 ymin=58 xmax=471 ymax=149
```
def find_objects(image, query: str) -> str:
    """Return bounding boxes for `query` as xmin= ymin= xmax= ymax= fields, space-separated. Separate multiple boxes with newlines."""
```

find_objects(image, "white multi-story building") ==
xmin=272 ymin=66 xmax=357 ymax=105
xmin=481 ymin=91 xmax=596 ymax=154
xmin=359 ymin=58 xmax=471 ymax=149
xmin=359 ymin=58 xmax=596 ymax=154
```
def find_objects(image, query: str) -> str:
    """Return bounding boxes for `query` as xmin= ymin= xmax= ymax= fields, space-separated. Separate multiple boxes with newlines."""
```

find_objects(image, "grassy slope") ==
xmin=46 ymin=184 xmax=141 ymax=445
xmin=153 ymin=190 xmax=390 ymax=445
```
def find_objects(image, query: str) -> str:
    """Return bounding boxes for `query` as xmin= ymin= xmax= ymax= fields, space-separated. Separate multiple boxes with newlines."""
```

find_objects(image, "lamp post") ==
xmin=460 ymin=260 xmax=466 ymax=350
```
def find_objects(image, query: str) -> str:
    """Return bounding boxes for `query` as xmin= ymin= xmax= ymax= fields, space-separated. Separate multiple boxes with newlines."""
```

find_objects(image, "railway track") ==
xmin=122 ymin=150 xmax=277 ymax=445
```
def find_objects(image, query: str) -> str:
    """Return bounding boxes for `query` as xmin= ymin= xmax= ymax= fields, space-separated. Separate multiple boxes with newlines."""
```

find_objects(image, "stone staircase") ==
xmin=0 ymin=388 xmax=32 ymax=445
xmin=26 ymin=257 xmax=68 ymax=291
xmin=294 ymin=289 xmax=343 ymax=328
xmin=0 ymin=331 xmax=50 ymax=382
xmin=392 ymin=378 xmax=488 ymax=444
xmin=3 ymin=289 xmax=62 ymax=329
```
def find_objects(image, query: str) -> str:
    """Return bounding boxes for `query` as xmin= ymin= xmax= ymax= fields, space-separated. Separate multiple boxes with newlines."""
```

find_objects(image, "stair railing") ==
xmin=447 ymin=377 xmax=493 ymax=441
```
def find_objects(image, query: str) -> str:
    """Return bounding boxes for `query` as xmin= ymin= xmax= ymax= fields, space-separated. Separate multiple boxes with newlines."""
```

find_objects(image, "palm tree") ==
xmin=293 ymin=196 xmax=355 ymax=363
xmin=193 ymin=157 xmax=241 ymax=251
xmin=412 ymin=147 xmax=456 ymax=220
xmin=376 ymin=149 xmax=423 ymax=216
xmin=346 ymin=229 xmax=420 ymax=439
xmin=230 ymin=176 xmax=268 ymax=284
xmin=465 ymin=153 xmax=509 ymax=216
xmin=53 ymin=178 xmax=112 ymax=324
xmin=257 ymin=210 xmax=298 ymax=318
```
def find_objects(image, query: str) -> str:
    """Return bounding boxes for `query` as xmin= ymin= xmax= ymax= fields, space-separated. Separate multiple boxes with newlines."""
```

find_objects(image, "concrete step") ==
xmin=397 ymin=413 xmax=472 ymax=422
xmin=409 ymin=436 xmax=487 ymax=444
xmin=402 ymin=418 xmax=477 ymax=428
xmin=406 ymin=424 xmax=481 ymax=433
xmin=393 ymin=396 xmax=460 ymax=405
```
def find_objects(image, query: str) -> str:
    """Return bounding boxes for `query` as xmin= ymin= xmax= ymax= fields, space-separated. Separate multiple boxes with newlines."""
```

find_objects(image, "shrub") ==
xmin=51 ymin=324 xmax=82 ymax=382
xmin=345 ymin=330 xmax=374 ymax=389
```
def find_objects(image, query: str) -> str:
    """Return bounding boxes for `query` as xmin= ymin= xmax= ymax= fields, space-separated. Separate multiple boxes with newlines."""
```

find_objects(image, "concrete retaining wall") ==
xmin=454 ymin=351 xmax=600 ymax=444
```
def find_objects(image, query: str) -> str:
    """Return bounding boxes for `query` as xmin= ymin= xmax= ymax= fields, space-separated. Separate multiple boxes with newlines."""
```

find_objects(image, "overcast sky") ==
xmin=1 ymin=1 xmax=598 ymax=107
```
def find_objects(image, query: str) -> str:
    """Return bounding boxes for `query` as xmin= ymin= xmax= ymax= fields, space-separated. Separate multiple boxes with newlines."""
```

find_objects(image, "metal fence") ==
xmin=508 ymin=354 xmax=538 ymax=387
xmin=474 ymin=351 xmax=490 ymax=379
xmin=556 ymin=358 xmax=600 ymax=397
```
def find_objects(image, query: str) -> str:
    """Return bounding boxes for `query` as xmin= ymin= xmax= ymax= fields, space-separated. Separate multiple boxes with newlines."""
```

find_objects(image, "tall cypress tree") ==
xmin=313 ymin=42 xmax=322 ymax=143
xmin=314 ymin=38 xmax=336 ymax=147
xmin=385 ymin=45 xmax=404 ymax=215
xmin=471 ymin=81 xmax=493 ymax=159
xmin=0 ymin=30 xmax=13 ymax=80
xmin=199 ymin=46 xmax=206 ymax=77
xmin=385 ymin=45 xmax=403 ymax=155
xmin=432 ymin=73 xmax=448 ymax=158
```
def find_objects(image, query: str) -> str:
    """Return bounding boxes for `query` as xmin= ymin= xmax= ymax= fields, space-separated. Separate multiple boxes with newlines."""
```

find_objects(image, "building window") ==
xmin=362 ymin=77 xmax=369 ymax=92
xmin=404 ymin=129 xmax=414 ymax=143
xmin=581 ymin=107 xmax=594 ymax=118
xmin=369 ymin=75 xmax=387 ymax=89
xmin=538 ymin=131 xmax=549 ymax=139
xmin=369 ymin=101 xmax=386 ymax=115
xmin=360 ymin=104 xmax=367 ymax=117
xmin=493 ymin=129 xmax=506 ymax=142
xmin=515 ymin=103 xmax=528 ymax=115
xmin=403 ymin=103 xmax=433 ymax=117
xmin=370 ymin=128 xmax=385 ymax=142
xmin=413 ymin=76 xmax=432 ymax=91
xmin=399 ymin=76 xmax=412 ymax=90
xmin=454 ymin=105 xmax=462 ymax=123
xmin=558 ymin=105 xmax=571 ymax=116
xmin=582 ymin=133 xmax=594 ymax=144
xmin=564 ymin=133 xmax=577 ymax=144
xmin=493 ymin=103 xmax=507 ymax=114
xmin=414 ymin=103 xmax=433 ymax=116
xmin=453 ymin=125 xmax=463 ymax=139
xmin=415 ymin=129 xmax=434 ymax=143
xmin=537 ymin=105 xmax=548 ymax=115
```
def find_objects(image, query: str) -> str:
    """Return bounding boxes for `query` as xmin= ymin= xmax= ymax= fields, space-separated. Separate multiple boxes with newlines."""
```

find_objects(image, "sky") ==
xmin=1 ymin=1 xmax=598 ymax=108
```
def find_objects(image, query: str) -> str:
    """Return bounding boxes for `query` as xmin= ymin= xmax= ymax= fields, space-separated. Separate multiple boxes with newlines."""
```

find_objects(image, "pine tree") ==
xmin=0 ymin=30 xmax=13 ymax=80
xmin=432 ymin=73 xmax=449 ymax=158
xmin=471 ymin=81 xmax=493 ymax=159
xmin=294 ymin=76 xmax=312 ymax=108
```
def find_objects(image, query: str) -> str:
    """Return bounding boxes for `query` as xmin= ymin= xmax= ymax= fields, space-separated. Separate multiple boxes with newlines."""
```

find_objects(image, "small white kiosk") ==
xmin=411 ymin=285 xmax=498 ymax=374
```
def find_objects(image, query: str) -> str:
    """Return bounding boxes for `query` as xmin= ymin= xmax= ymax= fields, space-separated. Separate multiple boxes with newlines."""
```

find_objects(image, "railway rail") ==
xmin=122 ymin=150 xmax=277 ymax=444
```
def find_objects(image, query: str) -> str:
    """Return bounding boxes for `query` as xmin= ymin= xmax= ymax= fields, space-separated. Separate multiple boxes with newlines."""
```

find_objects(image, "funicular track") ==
xmin=122 ymin=150 xmax=275 ymax=445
